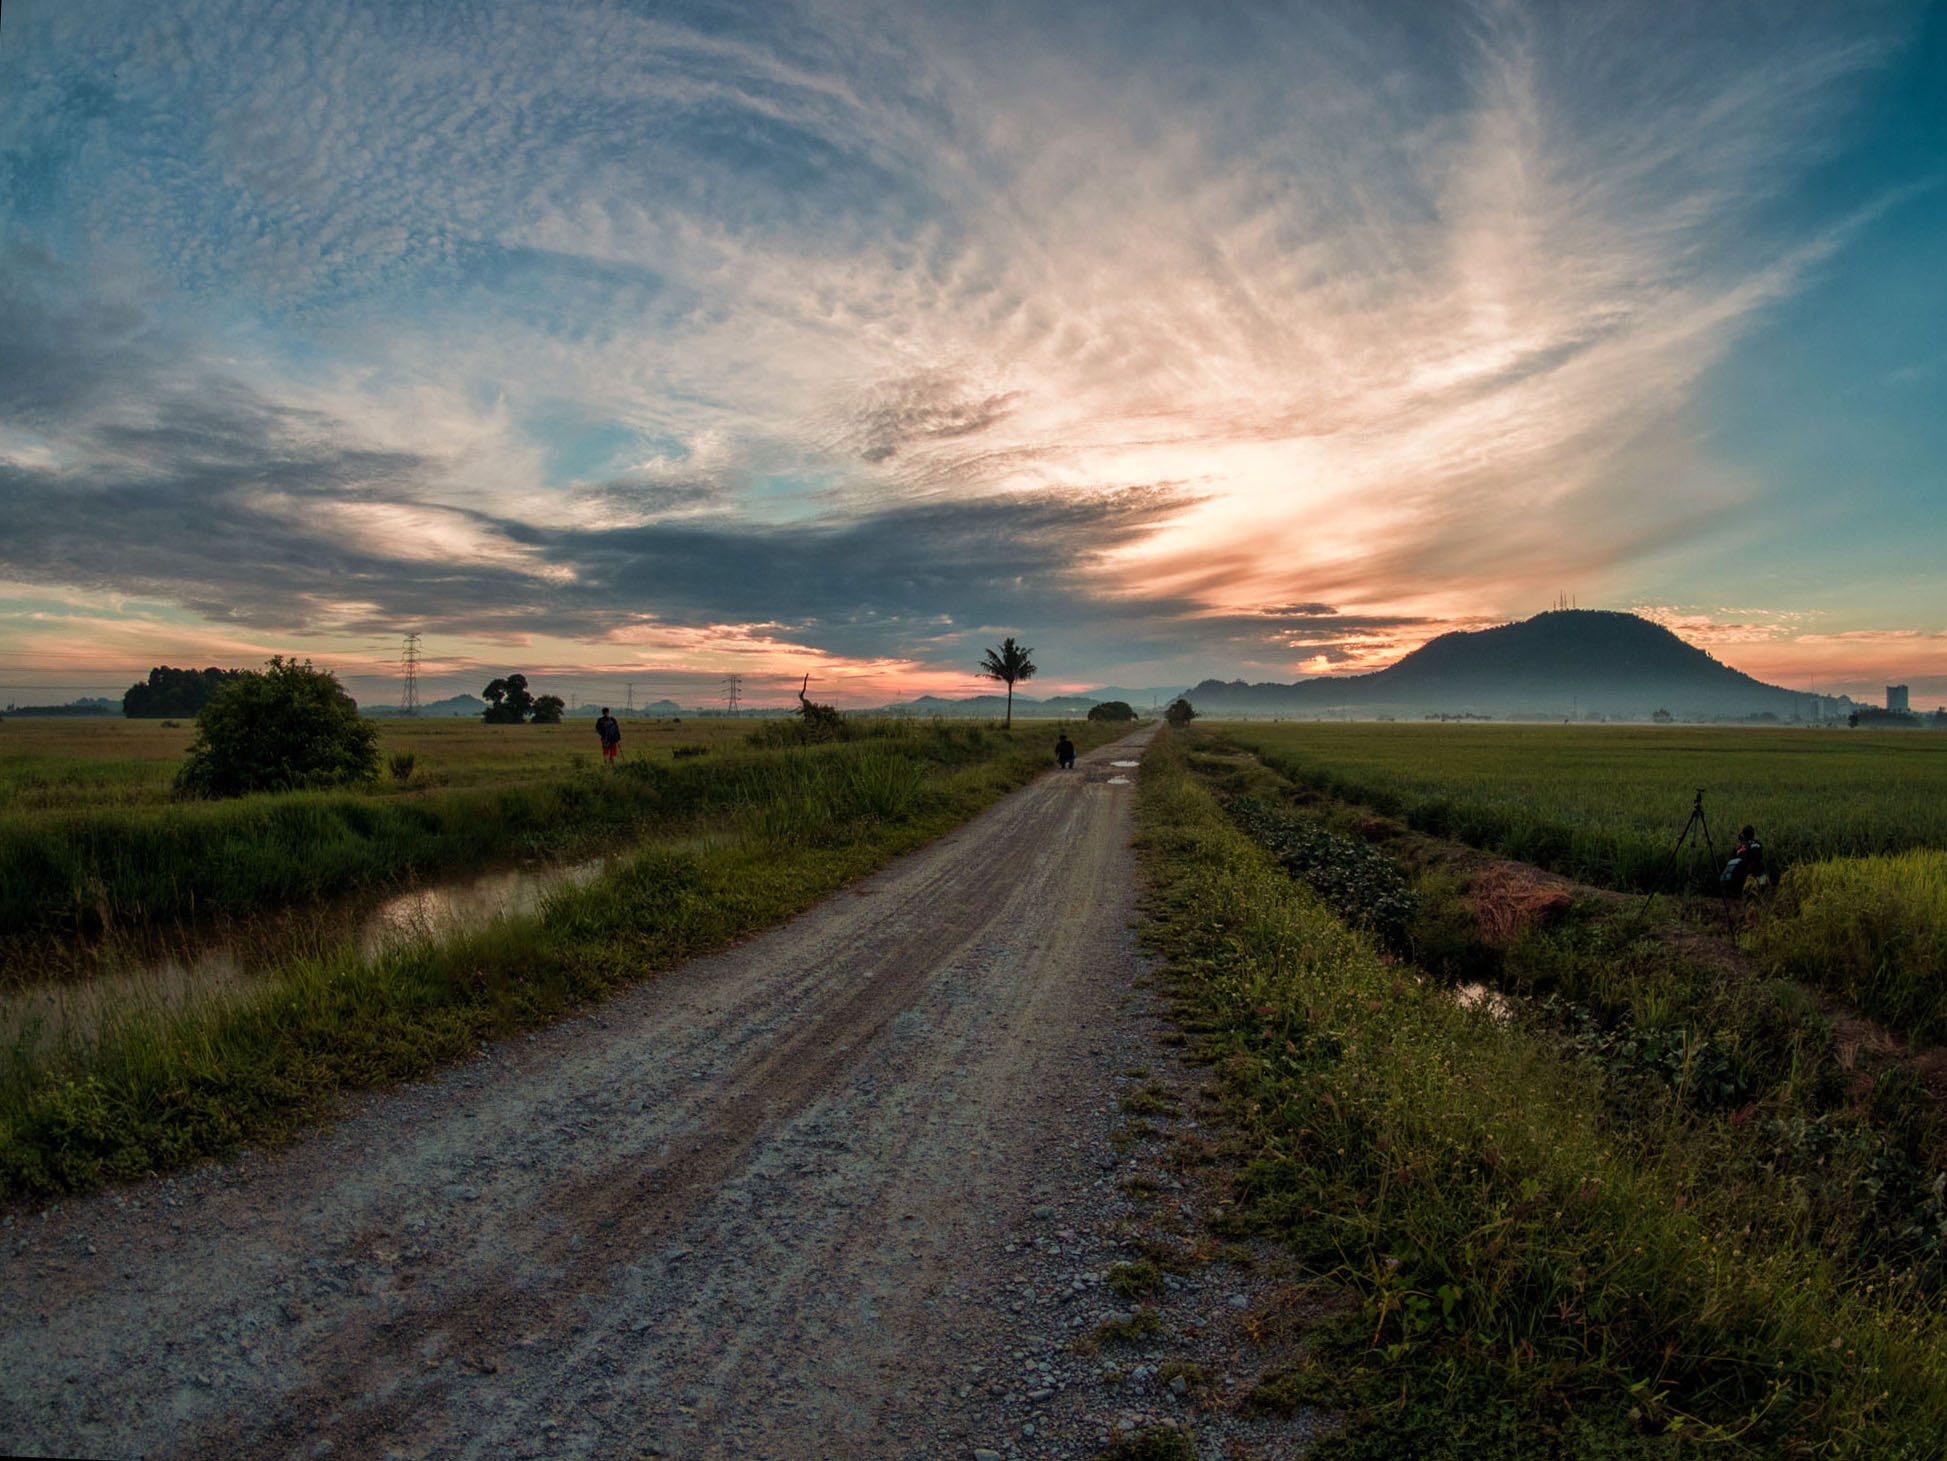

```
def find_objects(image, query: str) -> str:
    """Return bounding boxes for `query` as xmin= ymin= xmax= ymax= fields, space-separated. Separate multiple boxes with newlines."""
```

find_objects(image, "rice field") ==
xmin=1215 ymin=720 xmax=1947 ymax=1045
xmin=0 ymin=714 xmax=756 ymax=813
xmin=1217 ymin=721 xmax=1947 ymax=890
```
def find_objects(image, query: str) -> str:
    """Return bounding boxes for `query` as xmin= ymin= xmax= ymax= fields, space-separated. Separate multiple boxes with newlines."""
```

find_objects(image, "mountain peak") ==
xmin=1185 ymin=610 xmax=1839 ymax=720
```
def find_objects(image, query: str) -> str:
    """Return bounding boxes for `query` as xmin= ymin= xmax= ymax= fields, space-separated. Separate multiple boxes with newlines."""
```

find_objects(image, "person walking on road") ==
xmin=597 ymin=707 xmax=622 ymax=765
xmin=1054 ymin=732 xmax=1076 ymax=770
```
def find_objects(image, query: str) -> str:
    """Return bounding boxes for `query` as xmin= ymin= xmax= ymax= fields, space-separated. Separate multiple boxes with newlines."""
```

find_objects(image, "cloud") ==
xmin=0 ymin=264 xmax=1211 ymax=665
xmin=0 ymin=0 xmax=1926 ymax=692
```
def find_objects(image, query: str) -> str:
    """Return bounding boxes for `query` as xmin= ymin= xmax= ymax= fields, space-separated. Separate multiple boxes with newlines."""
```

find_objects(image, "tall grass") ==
xmin=1221 ymin=722 xmax=1947 ymax=892
xmin=1138 ymin=731 xmax=1947 ymax=1457
xmin=1755 ymin=851 xmax=1947 ymax=1043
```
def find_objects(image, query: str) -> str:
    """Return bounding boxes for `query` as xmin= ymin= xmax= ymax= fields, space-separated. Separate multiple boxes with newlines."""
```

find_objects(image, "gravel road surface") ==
xmin=1 ymin=725 xmax=1320 ymax=1460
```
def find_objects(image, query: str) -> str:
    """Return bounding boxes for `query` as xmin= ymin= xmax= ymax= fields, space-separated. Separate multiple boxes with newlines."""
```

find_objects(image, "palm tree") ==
xmin=978 ymin=637 xmax=1038 ymax=727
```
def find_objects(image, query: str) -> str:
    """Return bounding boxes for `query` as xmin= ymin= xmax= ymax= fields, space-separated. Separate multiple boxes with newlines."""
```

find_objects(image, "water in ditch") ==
xmin=2 ymin=856 xmax=610 ymax=1059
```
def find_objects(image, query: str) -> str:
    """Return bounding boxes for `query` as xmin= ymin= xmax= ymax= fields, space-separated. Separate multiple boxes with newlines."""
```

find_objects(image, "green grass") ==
xmin=1755 ymin=850 xmax=1947 ymax=1043
xmin=0 ymin=715 xmax=762 ymax=811
xmin=0 ymin=720 xmax=1128 ymax=1199
xmin=1136 ymin=728 xmax=1947 ymax=1458
xmin=1216 ymin=721 xmax=1947 ymax=892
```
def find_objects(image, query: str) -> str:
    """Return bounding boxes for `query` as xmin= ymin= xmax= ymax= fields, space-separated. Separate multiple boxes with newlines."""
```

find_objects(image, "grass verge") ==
xmin=1136 ymin=729 xmax=1947 ymax=1458
xmin=0 ymin=722 xmax=1126 ymax=1201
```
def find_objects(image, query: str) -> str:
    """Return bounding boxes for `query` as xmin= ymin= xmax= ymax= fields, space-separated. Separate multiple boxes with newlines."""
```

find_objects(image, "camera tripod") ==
xmin=1639 ymin=789 xmax=1734 ymax=930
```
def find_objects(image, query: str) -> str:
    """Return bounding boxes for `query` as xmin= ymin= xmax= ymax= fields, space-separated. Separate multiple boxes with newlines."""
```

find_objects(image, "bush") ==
xmin=1164 ymin=697 xmax=1197 ymax=728
xmin=1089 ymin=700 xmax=1138 ymax=723
xmin=175 ymin=658 xmax=381 ymax=798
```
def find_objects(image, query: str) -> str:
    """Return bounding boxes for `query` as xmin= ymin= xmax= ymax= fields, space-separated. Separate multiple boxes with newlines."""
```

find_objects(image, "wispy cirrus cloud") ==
xmin=0 ymin=0 xmax=1931 ymax=700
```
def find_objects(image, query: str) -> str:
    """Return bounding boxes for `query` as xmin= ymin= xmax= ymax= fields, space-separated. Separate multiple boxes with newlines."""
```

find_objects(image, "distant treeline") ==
xmin=1852 ymin=706 xmax=1947 ymax=729
xmin=122 ymin=666 xmax=247 ymax=718
xmin=2 ymin=699 xmax=116 ymax=718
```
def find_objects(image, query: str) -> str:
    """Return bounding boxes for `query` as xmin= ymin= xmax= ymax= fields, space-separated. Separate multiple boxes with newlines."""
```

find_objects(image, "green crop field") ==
xmin=0 ymin=714 xmax=757 ymax=813
xmin=1210 ymin=719 xmax=1947 ymax=1049
xmin=1215 ymin=722 xmax=1947 ymax=889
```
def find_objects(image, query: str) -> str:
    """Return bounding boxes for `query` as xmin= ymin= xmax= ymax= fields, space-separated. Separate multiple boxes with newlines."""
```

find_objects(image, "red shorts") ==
xmin=602 ymin=741 xmax=618 ymax=762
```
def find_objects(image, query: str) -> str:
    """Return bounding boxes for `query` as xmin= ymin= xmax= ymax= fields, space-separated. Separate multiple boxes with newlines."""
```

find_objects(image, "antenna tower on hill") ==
xmin=400 ymin=633 xmax=422 ymax=716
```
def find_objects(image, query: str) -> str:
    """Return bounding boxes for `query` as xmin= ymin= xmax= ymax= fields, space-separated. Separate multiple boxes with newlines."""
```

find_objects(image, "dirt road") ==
xmin=1 ymin=726 xmax=1212 ymax=1459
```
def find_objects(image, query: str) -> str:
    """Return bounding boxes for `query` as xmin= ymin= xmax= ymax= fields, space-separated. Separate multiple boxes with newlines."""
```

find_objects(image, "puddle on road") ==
xmin=3 ymin=856 xmax=609 ymax=1056
xmin=1110 ymin=760 xmax=1139 ymax=767
xmin=1106 ymin=776 xmax=1132 ymax=785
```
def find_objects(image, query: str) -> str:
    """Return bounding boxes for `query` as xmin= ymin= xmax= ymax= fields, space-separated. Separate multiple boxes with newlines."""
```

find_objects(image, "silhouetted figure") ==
xmin=597 ymin=707 xmax=621 ymax=765
xmin=1720 ymin=825 xmax=1765 ymax=894
xmin=1054 ymin=732 xmax=1076 ymax=770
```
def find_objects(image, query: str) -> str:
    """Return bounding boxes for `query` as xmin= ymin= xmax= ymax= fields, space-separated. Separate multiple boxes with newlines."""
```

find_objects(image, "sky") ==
xmin=2 ymin=0 xmax=1943 ymax=711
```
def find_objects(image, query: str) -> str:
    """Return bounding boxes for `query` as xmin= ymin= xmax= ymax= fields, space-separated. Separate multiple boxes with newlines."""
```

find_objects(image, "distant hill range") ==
xmin=1184 ymin=611 xmax=1850 ymax=722
xmin=877 ymin=686 xmax=1188 ymax=719
xmin=365 ymin=693 xmax=486 ymax=718
xmin=565 ymin=700 xmax=685 ymax=718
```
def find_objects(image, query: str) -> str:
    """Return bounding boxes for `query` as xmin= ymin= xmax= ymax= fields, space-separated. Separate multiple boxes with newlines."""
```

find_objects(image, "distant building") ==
xmin=1888 ymin=684 xmax=1910 ymax=713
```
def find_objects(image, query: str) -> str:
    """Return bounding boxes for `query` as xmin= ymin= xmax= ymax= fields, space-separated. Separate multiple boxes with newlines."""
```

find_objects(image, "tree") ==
xmin=795 ymin=675 xmax=846 ymax=741
xmin=1164 ymin=697 xmax=1197 ymax=728
xmin=530 ymin=694 xmax=566 ymax=725
xmin=123 ymin=665 xmax=247 ymax=718
xmin=1087 ymin=700 xmax=1137 ymax=723
xmin=482 ymin=674 xmax=535 ymax=724
xmin=175 ymin=657 xmax=380 ymax=798
xmin=1651 ymin=709 xmax=1673 ymax=724
xmin=977 ymin=637 xmax=1037 ymax=728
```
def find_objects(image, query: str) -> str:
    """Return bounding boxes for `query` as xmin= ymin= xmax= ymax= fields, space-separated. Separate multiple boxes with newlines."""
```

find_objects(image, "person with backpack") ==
xmin=596 ymin=707 xmax=621 ymax=765
xmin=1720 ymin=825 xmax=1765 ymax=894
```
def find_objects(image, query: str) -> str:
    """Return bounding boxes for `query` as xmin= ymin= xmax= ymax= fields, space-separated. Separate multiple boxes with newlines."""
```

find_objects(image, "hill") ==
xmin=1185 ymin=611 xmax=1846 ymax=721
xmin=876 ymin=686 xmax=1187 ymax=719
xmin=365 ymin=694 xmax=486 ymax=718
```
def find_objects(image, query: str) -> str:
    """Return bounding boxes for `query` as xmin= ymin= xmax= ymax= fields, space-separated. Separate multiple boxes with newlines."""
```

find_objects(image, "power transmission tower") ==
xmin=723 ymin=673 xmax=742 ymax=716
xmin=626 ymin=682 xmax=635 ymax=714
xmin=400 ymin=633 xmax=422 ymax=716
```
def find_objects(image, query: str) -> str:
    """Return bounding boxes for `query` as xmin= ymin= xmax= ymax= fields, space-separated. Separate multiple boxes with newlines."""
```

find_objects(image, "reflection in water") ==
xmin=1110 ymin=760 xmax=1140 ymax=767
xmin=355 ymin=860 xmax=606 ymax=962
xmin=1106 ymin=776 xmax=1132 ymax=785
xmin=2 ymin=857 xmax=606 ymax=1058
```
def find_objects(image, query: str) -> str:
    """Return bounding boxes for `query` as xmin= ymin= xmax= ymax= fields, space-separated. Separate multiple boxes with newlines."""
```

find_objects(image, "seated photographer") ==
xmin=1720 ymin=825 xmax=1766 ymax=895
